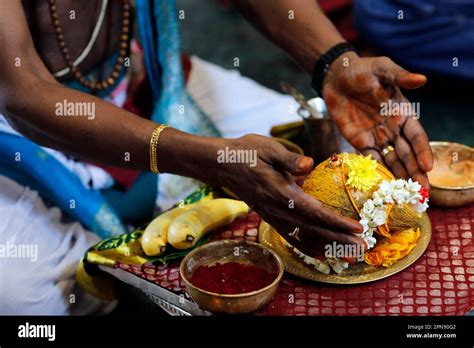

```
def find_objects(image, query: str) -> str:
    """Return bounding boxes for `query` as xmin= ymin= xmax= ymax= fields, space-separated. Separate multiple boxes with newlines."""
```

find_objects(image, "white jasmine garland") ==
xmin=358 ymin=179 xmax=429 ymax=249
xmin=286 ymin=243 xmax=349 ymax=274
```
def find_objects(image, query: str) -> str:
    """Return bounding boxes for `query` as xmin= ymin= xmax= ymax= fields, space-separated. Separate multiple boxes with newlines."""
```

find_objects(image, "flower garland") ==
xmin=364 ymin=227 xmax=421 ymax=267
xmin=284 ymin=241 xmax=349 ymax=274
xmin=359 ymin=178 xmax=429 ymax=249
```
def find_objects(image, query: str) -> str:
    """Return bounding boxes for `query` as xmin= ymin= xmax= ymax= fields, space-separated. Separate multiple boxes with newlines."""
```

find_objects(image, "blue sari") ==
xmin=0 ymin=0 xmax=220 ymax=238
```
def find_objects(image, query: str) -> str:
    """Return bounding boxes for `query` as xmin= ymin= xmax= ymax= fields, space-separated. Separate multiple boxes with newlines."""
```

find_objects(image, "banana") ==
xmin=141 ymin=204 xmax=195 ymax=256
xmin=168 ymin=199 xmax=250 ymax=250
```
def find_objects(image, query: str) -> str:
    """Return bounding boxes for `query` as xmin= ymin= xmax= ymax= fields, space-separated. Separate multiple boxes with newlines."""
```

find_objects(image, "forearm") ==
xmin=3 ymin=79 xmax=157 ymax=169
xmin=232 ymin=0 xmax=346 ymax=73
xmin=159 ymin=128 xmax=222 ymax=185
xmin=0 ymin=0 xmax=222 ymax=181
xmin=2 ymin=79 xmax=222 ymax=180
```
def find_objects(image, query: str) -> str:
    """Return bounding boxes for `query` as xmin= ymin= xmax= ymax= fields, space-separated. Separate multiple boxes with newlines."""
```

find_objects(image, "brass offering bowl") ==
xmin=180 ymin=240 xmax=284 ymax=314
xmin=428 ymin=141 xmax=474 ymax=207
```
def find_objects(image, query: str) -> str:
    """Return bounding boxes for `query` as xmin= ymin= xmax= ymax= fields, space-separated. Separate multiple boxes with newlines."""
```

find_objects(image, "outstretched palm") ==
xmin=322 ymin=54 xmax=433 ymax=187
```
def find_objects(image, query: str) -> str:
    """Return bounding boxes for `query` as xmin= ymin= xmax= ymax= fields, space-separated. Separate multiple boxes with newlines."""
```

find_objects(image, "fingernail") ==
xmin=296 ymin=157 xmax=312 ymax=171
xmin=408 ymin=73 xmax=426 ymax=80
xmin=354 ymin=223 xmax=364 ymax=233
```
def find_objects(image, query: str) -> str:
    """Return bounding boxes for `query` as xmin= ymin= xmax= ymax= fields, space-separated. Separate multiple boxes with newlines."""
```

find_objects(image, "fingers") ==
xmin=294 ymin=156 xmax=314 ymax=175
xmin=288 ymin=225 xmax=367 ymax=262
xmin=361 ymin=147 xmax=407 ymax=178
xmin=394 ymin=135 xmax=430 ymax=187
xmin=383 ymin=146 xmax=409 ymax=179
xmin=294 ymin=189 xmax=363 ymax=234
xmin=267 ymin=177 xmax=363 ymax=235
xmin=362 ymin=146 xmax=412 ymax=184
xmin=361 ymin=148 xmax=383 ymax=163
xmin=317 ymin=203 xmax=363 ymax=234
xmin=295 ymin=176 xmax=306 ymax=187
xmin=411 ymin=170 xmax=430 ymax=189
xmin=269 ymin=142 xmax=314 ymax=176
xmin=362 ymin=146 xmax=410 ymax=181
xmin=393 ymin=135 xmax=420 ymax=176
xmin=396 ymin=73 xmax=427 ymax=90
xmin=254 ymin=168 xmax=362 ymax=235
xmin=373 ymin=57 xmax=427 ymax=90
xmin=313 ymin=228 xmax=367 ymax=250
xmin=403 ymin=117 xmax=433 ymax=172
xmin=258 ymin=177 xmax=366 ymax=261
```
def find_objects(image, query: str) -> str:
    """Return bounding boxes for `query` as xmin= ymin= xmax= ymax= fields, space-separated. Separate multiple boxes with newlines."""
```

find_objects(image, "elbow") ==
xmin=0 ymin=76 xmax=44 ymax=115
xmin=0 ymin=78 xmax=50 ymax=145
xmin=0 ymin=56 xmax=57 ymax=113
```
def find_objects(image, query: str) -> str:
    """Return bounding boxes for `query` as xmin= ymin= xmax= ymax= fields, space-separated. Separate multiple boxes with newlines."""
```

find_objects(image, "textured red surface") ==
xmin=116 ymin=205 xmax=474 ymax=316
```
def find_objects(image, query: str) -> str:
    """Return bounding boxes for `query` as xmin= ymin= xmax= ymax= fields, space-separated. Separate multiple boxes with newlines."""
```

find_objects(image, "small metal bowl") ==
xmin=428 ymin=141 xmax=474 ymax=207
xmin=180 ymin=240 xmax=284 ymax=315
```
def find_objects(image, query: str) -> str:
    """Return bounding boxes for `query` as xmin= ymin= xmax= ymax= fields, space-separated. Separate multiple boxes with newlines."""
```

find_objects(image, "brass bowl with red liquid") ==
xmin=180 ymin=240 xmax=284 ymax=314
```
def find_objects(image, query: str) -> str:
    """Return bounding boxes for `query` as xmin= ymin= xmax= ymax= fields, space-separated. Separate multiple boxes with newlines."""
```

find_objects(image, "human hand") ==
xmin=322 ymin=52 xmax=433 ymax=188
xmin=215 ymin=134 xmax=366 ymax=260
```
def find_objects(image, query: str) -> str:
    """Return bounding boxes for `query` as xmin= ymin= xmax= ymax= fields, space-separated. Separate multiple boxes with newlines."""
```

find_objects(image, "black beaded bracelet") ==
xmin=311 ymin=42 xmax=356 ymax=98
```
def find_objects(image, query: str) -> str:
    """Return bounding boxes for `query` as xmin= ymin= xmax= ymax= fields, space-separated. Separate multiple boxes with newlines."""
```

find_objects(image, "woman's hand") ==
xmin=322 ymin=52 xmax=433 ymax=188
xmin=215 ymin=134 xmax=365 ymax=259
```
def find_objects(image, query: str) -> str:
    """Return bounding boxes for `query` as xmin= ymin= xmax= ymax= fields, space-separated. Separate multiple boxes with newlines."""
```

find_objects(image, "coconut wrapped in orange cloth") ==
xmin=292 ymin=153 xmax=430 ymax=274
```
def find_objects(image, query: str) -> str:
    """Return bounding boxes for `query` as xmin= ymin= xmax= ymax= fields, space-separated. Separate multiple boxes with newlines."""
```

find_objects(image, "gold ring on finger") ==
xmin=381 ymin=145 xmax=395 ymax=157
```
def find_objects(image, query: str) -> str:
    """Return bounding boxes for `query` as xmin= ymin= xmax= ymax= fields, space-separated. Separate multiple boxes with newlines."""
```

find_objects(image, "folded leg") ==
xmin=0 ymin=175 xmax=113 ymax=315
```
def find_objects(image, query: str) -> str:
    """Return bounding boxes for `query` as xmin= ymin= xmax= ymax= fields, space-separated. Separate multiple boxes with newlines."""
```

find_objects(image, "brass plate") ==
xmin=258 ymin=213 xmax=431 ymax=284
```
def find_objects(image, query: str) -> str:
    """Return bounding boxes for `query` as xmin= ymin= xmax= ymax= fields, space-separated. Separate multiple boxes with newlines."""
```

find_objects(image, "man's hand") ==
xmin=323 ymin=52 xmax=433 ymax=188
xmin=215 ymin=134 xmax=366 ymax=259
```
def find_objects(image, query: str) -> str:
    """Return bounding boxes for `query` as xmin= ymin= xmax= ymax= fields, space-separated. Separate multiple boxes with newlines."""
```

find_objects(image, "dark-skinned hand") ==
xmin=323 ymin=52 xmax=433 ymax=188
xmin=215 ymin=134 xmax=366 ymax=261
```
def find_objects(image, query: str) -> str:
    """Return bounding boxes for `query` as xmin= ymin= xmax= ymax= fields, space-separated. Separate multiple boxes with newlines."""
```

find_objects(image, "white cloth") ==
xmin=0 ymin=175 xmax=113 ymax=315
xmin=188 ymin=56 xmax=300 ymax=138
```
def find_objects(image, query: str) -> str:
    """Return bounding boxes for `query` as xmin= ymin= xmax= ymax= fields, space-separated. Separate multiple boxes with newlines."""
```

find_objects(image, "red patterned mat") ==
xmin=115 ymin=205 xmax=474 ymax=316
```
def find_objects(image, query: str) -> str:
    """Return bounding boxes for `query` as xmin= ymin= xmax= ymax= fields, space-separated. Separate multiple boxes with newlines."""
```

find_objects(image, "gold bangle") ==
xmin=149 ymin=124 xmax=168 ymax=173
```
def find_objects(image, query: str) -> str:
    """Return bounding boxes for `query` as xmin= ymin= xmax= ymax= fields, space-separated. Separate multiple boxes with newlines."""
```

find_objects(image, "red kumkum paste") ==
xmin=189 ymin=262 xmax=277 ymax=294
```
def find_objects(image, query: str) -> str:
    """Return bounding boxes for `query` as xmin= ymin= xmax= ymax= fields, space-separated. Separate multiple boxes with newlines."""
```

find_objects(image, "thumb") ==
xmin=374 ymin=57 xmax=427 ymax=89
xmin=271 ymin=146 xmax=314 ymax=176
xmin=395 ymin=71 xmax=427 ymax=89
